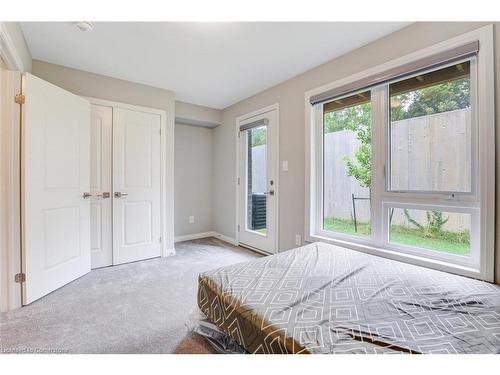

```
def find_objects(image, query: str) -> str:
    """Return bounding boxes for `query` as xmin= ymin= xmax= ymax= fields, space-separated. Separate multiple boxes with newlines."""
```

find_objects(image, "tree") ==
xmin=391 ymin=78 xmax=469 ymax=121
xmin=324 ymin=103 xmax=372 ymax=188
xmin=251 ymin=127 xmax=267 ymax=147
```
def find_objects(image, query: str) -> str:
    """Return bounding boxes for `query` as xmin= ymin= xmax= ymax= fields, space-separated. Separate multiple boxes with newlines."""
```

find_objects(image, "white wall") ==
xmin=213 ymin=22 xmax=500 ymax=285
xmin=175 ymin=124 xmax=214 ymax=237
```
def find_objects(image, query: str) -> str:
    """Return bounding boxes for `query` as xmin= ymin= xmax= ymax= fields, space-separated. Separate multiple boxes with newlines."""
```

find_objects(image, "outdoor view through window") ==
xmin=246 ymin=125 xmax=268 ymax=235
xmin=389 ymin=61 xmax=471 ymax=255
xmin=322 ymin=61 xmax=471 ymax=256
xmin=323 ymin=91 xmax=372 ymax=237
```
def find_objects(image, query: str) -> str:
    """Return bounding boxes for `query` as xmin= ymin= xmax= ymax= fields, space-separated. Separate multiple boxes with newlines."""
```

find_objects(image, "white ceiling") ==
xmin=20 ymin=22 xmax=410 ymax=109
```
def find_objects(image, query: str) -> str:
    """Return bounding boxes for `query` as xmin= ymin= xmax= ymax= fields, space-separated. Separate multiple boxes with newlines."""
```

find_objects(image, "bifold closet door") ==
xmin=90 ymin=105 xmax=113 ymax=269
xmin=112 ymin=108 xmax=162 ymax=265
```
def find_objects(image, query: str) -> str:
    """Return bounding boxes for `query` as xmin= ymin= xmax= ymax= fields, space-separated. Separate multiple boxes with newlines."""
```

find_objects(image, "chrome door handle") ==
xmin=95 ymin=192 xmax=110 ymax=199
xmin=82 ymin=192 xmax=92 ymax=199
xmin=263 ymin=190 xmax=275 ymax=196
xmin=114 ymin=192 xmax=128 ymax=198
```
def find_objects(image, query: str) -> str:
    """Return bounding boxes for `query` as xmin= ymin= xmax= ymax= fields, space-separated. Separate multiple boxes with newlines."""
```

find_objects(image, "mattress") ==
xmin=197 ymin=242 xmax=500 ymax=354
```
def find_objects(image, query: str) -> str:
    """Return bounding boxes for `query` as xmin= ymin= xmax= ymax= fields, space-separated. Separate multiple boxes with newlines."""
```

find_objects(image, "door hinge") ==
xmin=14 ymin=93 xmax=25 ymax=105
xmin=15 ymin=273 xmax=25 ymax=283
xmin=238 ymin=224 xmax=240 ymax=232
xmin=159 ymin=236 xmax=162 ymax=243
xmin=237 ymin=177 xmax=240 ymax=185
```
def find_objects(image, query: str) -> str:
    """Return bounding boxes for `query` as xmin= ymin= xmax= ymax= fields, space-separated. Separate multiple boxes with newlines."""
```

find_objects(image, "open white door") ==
xmin=112 ymin=108 xmax=161 ymax=265
xmin=22 ymin=73 xmax=91 ymax=305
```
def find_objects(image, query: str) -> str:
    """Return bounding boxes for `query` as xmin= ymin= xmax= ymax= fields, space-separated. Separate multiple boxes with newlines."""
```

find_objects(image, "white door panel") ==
xmin=113 ymin=108 xmax=161 ymax=265
xmin=238 ymin=109 xmax=278 ymax=254
xmin=90 ymin=105 xmax=113 ymax=268
xmin=22 ymin=73 xmax=91 ymax=304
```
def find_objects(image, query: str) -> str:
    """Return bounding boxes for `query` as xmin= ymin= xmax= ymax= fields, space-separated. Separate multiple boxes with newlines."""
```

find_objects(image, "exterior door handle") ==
xmin=82 ymin=192 xmax=92 ymax=199
xmin=264 ymin=190 xmax=275 ymax=196
xmin=114 ymin=192 xmax=129 ymax=198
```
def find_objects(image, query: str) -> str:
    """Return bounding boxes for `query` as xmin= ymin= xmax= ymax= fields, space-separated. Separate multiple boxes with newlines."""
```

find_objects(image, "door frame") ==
xmin=0 ymin=22 xmax=24 ymax=312
xmin=86 ymin=97 xmax=174 ymax=259
xmin=0 ymin=69 xmax=22 ymax=312
xmin=235 ymin=103 xmax=280 ymax=254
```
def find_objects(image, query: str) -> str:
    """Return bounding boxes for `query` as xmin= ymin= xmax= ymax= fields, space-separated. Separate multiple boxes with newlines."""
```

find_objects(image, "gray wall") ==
xmin=176 ymin=100 xmax=221 ymax=127
xmin=175 ymin=124 xmax=214 ymax=236
xmin=32 ymin=60 xmax=175 ymax=114
xmin=214 ymin=22 xmax=500 ymax=283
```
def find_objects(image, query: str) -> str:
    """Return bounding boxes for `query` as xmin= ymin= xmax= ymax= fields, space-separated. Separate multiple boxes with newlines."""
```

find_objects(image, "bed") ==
xmin=197 ymin=242 xmax=500 ymax=354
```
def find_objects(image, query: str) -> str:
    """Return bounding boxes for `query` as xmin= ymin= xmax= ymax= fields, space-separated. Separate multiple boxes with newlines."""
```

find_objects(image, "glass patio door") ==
xmin=238 ymin=108 xmax=278 ymax=254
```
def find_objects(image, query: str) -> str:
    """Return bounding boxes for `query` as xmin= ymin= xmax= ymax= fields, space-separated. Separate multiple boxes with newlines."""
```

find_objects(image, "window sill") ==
xmin=305 ymin=233 xmax=484 ymax=281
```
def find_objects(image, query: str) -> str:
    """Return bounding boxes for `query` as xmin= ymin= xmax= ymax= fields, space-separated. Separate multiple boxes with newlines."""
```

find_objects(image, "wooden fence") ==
xmin=324 ymin=108 xmax=471 ymax=232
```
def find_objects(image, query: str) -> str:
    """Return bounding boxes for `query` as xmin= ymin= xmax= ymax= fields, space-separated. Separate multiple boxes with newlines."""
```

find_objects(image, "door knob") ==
xmin=114 ymin=192 xmax=128 ymax=198
xmin=82 ymin=192 xmax=92 ymax=199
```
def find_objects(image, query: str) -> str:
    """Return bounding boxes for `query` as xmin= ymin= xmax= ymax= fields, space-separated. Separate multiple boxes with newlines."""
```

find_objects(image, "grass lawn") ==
xmin=256 ymin=228 xmax=267 ymax=235
xmin=323 ymin=217 xmax=470 ymax=256
xmin=323 ymin=217 xmax=371 ymax=236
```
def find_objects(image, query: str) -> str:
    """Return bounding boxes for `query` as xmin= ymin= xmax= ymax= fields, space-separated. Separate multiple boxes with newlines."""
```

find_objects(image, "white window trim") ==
xmin=304 ymin=25 xmax=495 ymax=281
xmin=384 ymin=58 xmax=479 ymax=199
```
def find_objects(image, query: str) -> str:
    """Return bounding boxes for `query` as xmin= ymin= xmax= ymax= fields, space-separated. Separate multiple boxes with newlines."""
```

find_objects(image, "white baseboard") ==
xmin=212 ymin=232 xmax=238 ymax=246
xmin=174 ymin=231 xmax=216 ymax=243
xmin=174 ymin=231 xmax=238 ymax=246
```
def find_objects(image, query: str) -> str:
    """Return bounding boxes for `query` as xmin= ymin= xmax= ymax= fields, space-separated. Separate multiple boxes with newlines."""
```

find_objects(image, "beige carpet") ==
xmin=0 ymin=238 xmax=259 ymax=354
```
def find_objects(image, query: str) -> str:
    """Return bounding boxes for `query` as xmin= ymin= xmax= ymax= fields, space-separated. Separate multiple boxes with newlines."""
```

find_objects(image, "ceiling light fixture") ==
xmin=75 ymin=21 xmax=93 ymax=32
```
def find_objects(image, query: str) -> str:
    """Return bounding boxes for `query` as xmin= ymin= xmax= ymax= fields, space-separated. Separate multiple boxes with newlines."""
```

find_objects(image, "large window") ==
xmin=308 ymin=31 xmax=494 ymax=281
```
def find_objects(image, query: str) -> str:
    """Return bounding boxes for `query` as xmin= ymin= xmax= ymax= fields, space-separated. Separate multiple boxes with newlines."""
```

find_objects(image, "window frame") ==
xmin=305 ymin=25 xmax=495 ymax=281
xmin=315 ymin=89 xmax=374 ymax=245
xmin=385 ymin=58 xmax=478 ymax=197
xmin=382 ymin=202 xmax=479 ymax=269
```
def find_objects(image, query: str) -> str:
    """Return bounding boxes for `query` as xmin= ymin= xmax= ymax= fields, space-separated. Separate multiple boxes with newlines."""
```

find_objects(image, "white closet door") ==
xmin=112 ymin=108 xmax=161 ymax=265
xmin=90 ymin=105 xmax=113 ymax=269
xmin=22 ymin=73 xmax=91 ymax=304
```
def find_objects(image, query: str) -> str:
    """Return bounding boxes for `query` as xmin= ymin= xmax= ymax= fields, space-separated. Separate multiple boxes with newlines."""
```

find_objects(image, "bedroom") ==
xmin=1 ymin=0 xmax=500 ymax=372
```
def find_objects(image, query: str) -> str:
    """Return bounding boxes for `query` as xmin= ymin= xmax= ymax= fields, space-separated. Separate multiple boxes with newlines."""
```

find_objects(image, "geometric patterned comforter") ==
xmin=197 ymin=242 xmax=500 ymax=353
